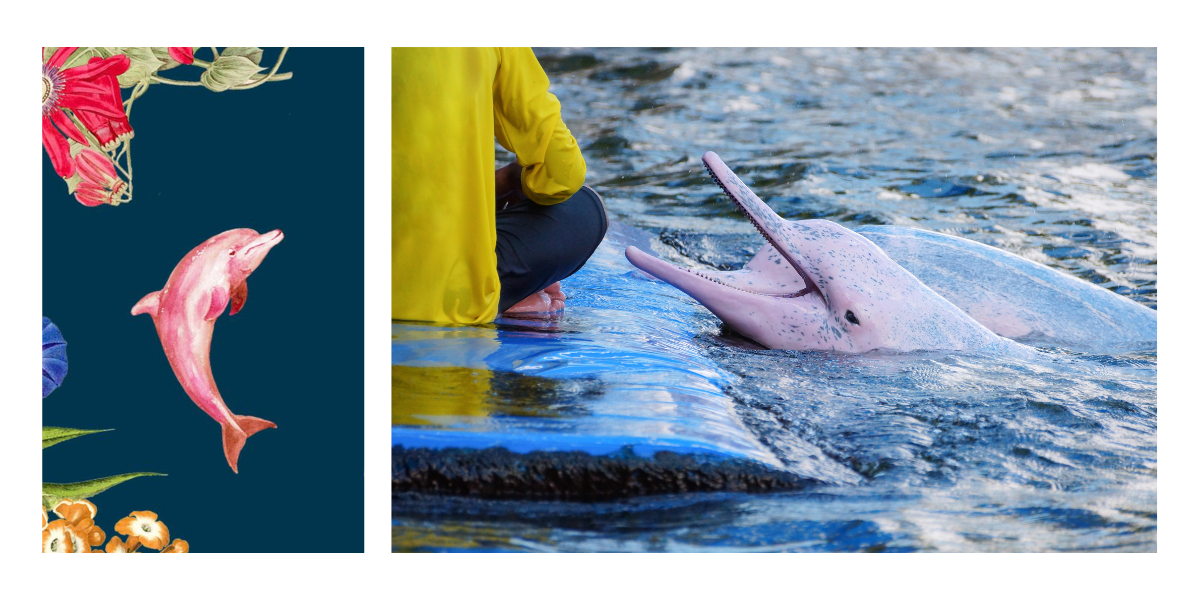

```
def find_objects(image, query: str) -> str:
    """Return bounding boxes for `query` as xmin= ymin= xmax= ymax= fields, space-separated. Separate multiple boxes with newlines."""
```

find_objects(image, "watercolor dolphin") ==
xmin=133 ymin=228 xmax=284 ymax=473
xmin=626 ymin=152 xmax=1019 ymax=354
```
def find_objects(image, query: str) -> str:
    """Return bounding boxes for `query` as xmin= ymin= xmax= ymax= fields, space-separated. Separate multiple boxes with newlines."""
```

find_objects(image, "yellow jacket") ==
xmin=392 ymin=47 xmax=586 ymax=324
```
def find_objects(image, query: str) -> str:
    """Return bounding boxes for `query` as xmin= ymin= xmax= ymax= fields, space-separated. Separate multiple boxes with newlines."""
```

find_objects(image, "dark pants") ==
xmin=495 ymin=185 xmax=608 ymax=313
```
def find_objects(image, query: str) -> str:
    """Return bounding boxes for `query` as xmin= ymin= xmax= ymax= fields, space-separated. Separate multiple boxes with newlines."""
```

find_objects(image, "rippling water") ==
xmin=393 ymin=48 xmax=1156 ymax=552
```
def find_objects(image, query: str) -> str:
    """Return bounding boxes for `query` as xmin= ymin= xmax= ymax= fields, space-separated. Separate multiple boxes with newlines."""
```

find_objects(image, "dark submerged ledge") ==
xmin=393 ymin=445 xmax=815 ymax=502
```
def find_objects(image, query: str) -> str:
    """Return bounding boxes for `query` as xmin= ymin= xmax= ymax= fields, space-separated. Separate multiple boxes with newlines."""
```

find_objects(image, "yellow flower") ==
xmin=161 ymin=539 xmax=189 ymax=553
xmin=115 ymin=511 xmax=169 ymax=550
xmin=42 ymin=520 xmax=90 ymax=553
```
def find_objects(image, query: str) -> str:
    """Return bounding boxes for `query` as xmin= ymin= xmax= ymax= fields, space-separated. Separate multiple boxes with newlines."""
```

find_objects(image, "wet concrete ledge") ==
xmin=393 ymin=445 xmax=816 ymax=502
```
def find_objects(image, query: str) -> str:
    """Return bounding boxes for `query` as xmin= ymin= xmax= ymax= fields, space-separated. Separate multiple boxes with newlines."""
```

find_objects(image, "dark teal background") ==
xmin=43 ymin=48 xmax=364 ymax=553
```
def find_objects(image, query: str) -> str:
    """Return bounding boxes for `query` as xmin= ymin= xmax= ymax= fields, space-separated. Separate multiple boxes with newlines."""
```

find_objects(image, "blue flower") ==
xmin=42 ymin=317 xmax=68 ymax=398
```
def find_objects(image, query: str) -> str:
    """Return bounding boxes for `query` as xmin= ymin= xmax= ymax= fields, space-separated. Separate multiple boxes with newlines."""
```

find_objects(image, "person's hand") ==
xmin=503 ymin=281 xmax=566 ymax=315
xmin=495 ymin=161 xmax=528 ymax=211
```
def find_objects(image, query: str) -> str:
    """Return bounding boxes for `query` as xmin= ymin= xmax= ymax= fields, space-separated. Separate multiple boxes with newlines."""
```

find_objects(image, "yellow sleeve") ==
xmin=493 ymin=47 xmax=587 ymax=205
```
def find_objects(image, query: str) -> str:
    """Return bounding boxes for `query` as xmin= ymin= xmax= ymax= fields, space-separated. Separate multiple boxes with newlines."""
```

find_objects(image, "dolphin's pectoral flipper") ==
xmin=220 ymin=415 xmax=277 ymax=474
xmin=205 ymin=287 xmax=230 ymax=321
xmin=131 ymin=291 xmax=161 ymax=316
xmin=230 ymin=281 xmax=248 ymax=316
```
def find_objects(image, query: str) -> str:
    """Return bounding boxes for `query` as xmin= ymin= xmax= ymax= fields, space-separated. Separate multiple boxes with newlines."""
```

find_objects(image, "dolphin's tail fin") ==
xmin=221 ymin=415 xmax=277 ymax=474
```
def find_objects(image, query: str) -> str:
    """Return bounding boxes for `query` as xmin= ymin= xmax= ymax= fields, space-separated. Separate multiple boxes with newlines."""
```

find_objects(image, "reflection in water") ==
xmin=392 ymin=366 xmax=596 ymax=426
xmin=393 ymin=366 xmax=491 ymax=426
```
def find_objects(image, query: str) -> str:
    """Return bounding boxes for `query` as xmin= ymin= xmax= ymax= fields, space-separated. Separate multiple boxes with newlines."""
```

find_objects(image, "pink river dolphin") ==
xmin=132 ymin=228 xmax=284 ymax=473
xmin=626 ymin=152 xmax=1019 ymax=354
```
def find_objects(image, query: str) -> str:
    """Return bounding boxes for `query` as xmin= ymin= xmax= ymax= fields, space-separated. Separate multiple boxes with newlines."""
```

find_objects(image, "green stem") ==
xmin=249 ymin=72 xmax=293 ymax=83
xmin=107 ymin=138 xmax=133 ymax=203
xmin=211 ymin=47 xmax=221 ymax=62
xmin=124 ymin=140 xmax=133 ymax=201
xmin=124 ymin=80 xmax=149 ymax=112
xmin=111 ymin=149 xmax=131 ymax=181
xmin=151 ymin=70 xmax=292 ymax=87
xmin=150 ymin=75 xmax=203 ymax=86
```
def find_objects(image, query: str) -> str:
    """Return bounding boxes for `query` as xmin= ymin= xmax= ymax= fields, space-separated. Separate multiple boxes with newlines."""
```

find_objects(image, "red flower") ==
xmin=72 ymin=148 xmax=125 ymax=207
xmin=168 ymin=47 xmax=194 ymax=65
xmin=73 ymin=57 xmax=135 ymax=151
xmin=41 ymin=48 xmax=132 ymax=177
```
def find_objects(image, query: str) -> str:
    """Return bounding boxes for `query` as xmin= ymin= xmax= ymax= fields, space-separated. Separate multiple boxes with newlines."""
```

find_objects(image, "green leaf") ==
xmin=221 ymin=47 xmax=264 ymax=66
xmin=42 ymin=426 xmax=110 ymax=450
xmin=200 ymin=55 xmax=264 ymax=92
xmin=43 ymin=47 xmax=101 ymax=67
xmin=42 ymin=473 xmax=165 ymax=509
xmin=115 ymin=47 xmax=165 ymax=88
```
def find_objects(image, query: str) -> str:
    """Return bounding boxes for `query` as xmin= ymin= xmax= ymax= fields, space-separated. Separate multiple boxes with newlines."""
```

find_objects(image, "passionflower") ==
xmin=161 ymin=539 xmax=190 ymax=553
xmin=115 ymin=511 xmax=169 ymax=550
xmin=72 ymin=148 xmax=126 ymax=207
xmin=42 ymin=317 xmax=68 ymax=398
xmin=168 ymin=47 xmax=194 ymax=65
xmin=42 ymin=48 xmax=131 ymax=178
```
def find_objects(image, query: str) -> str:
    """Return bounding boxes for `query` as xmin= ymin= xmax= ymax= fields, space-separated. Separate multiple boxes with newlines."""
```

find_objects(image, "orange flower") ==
xmin=115 ymin=511 xmax=169 ymax=550
xmin=76 ymin=517 xmax=106 ymax=547
xmin=161 ymin=539 xmax=189 ymax=553
xmin=43 ymin=520 xmax=71 ymax=553
xmin=42 ymin=506 xmax=48 ymax=530
xmin=53 ymin=499 xmax=105 ymax=549
xmin=42 ymin=520 xmax=90 ymax=553
xmin=52 ymin=499 xmax=97 ymax=524
xmin=103 ymin=536 xmax=136 ymax=553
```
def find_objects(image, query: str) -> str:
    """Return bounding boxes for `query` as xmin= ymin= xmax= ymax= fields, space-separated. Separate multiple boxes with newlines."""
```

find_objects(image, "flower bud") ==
xmin=167 ymin=47 xmax=194 ymax=65
xmin=72 ymin=148 xmax=125 ymax=207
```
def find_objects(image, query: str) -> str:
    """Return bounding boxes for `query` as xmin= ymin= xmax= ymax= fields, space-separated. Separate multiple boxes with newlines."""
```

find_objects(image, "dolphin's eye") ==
xmin=229 ymin=249 xmax=237 ymax=256
xmin=845 ymin=310 xmax=859 ymax=325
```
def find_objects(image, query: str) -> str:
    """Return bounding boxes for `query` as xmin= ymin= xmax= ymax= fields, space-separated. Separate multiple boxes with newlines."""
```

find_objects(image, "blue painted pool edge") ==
xmin=391 ymin=426 xmax=779 ymax=465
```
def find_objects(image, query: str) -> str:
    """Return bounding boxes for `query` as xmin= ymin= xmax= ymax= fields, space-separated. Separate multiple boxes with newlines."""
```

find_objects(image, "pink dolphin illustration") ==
xmin=132 ymin=228 xmax=284 ymax=473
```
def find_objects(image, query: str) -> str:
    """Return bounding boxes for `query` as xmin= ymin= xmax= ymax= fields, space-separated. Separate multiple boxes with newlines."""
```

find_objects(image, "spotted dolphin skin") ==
xmin=132 ymin=228 xmax=283 ymax=473
xmin=625 ymin=152 xmax=1017 ymax=353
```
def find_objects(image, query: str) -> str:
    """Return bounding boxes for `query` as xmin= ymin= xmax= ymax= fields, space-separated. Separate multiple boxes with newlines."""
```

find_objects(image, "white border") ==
xmin=1 ymin=0 xmax=1191 ymax=596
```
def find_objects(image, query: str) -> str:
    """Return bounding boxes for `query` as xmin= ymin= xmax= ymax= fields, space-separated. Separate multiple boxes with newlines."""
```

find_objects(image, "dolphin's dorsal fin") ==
xmin=205 ymin=286 xmax=230 ymax=320
xmin=131 ymin=291 xmax=161 ymax=316
xmin=230 ymin=281 xmax=248 ymax=316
